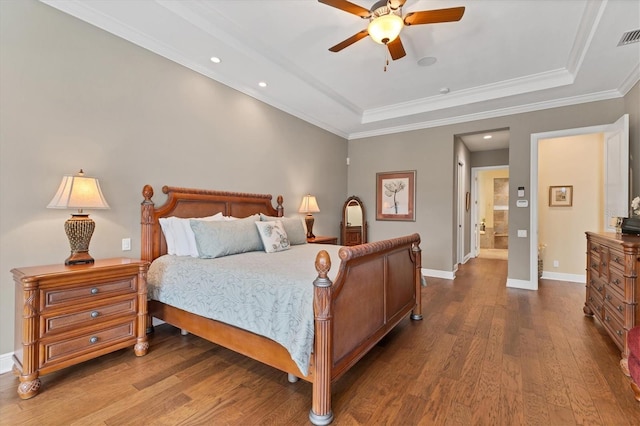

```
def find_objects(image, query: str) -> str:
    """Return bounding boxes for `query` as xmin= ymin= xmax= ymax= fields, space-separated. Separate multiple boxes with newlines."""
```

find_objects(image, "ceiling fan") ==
xmin=319 ymin=0 xmax=465 ymax=60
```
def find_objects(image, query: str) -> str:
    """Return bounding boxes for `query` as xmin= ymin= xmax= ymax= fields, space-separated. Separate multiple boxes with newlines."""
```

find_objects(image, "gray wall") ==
xmin=347 ymin=97 xmax=631 ymax=280
xmin=0 ymin=1 xmax=347 ymax=356
xmin=471 ymin=149 xmax=510 ymax=168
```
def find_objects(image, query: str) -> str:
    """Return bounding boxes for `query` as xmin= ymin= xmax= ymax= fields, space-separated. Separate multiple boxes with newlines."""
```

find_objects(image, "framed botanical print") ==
xmin=376 ymin=170 xmax=416 ymax=221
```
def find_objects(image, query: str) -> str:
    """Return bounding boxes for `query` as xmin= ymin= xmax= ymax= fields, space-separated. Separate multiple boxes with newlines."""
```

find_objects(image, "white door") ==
xmin=604 ymin=114 xmax=630 ymax=230
xmin=458 ymin=160 xmax=465 ymax=264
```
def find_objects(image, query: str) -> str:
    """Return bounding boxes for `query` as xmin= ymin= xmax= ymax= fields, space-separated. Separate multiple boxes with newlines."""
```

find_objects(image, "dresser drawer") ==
xmin=40 ymin=320 xmax=135 ymax=369
xmin=41 ymin=295 xmax=137 ymax=336
xmin=42 ymin=277 xmax=137 ymax=309
xmin=586 ymin=284 xmax=604 ymax=318
xmin=608 ymin=247 xmax=625 ymax=274
xmin=602 ymin=307 xmax=625 ymax=350
xmin=604 ymin=289 xmax=625 ymax=325
xmin=608 ymin=268 xmax=626 ymax=300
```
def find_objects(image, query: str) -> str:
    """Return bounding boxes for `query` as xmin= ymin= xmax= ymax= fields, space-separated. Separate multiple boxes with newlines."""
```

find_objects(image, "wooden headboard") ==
xmin=140 ymin=185 xmax=284 ymax=262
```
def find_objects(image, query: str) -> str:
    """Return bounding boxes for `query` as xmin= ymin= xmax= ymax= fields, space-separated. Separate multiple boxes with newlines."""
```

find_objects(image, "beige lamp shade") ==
xmin=298 ymin=195 xmax=320 ymax=214
xmin=47 ymin=170 xmax=110 ymax=265
xmin=47 ymin=171 xmax=110 ymax=211
xmin=368 ymin=13 xmax=404 ymax=45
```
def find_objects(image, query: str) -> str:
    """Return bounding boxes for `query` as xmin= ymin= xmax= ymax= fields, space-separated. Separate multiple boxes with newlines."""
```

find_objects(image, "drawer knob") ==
xmin=617 ymin=305 xmax=624 ymax=312
xmin=616 ymin=330 xmax=623 ymax=336
xmin=90 ymin=288 xmax=99 ymax=295
xmin=589 ymin=296 xmax=593 ymax=302
xmin=613 ymin=257 xmax=621 ymax=264
xmin=613 ymin=279 xmax=620 ymax=285
xmin=90 ymin=311 xmax=99 ymax=318
xmin=605 ymin=315 xmax=611 ymax=322
xmin=591 ymin=263 xmax=598 ymax=268
xmin=601 ymin=261 xmax=607 ymax=267
xmin=89 ymin=336 xmax=98 ymax=344
xmin=606 ymin=295 xmax=612 ymax=301
xmin=597 ymin=286 xmax=603 ymax=292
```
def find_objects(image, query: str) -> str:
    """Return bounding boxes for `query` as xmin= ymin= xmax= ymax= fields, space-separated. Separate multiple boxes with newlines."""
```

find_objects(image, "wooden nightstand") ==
xmin=11 ymin=258 xmax=149 ymax=399
xmin=307 ymin=236 xmax=338 ymax=245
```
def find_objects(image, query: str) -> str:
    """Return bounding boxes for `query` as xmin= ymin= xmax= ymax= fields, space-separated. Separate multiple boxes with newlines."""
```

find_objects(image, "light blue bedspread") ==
xmin=147 ymin=244 xmax=342 ymax=376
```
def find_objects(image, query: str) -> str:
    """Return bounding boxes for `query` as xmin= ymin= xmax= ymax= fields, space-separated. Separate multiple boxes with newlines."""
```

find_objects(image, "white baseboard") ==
xmin=507 ymin=278 xmax=537 ymax=290
xmin=541 ymin=271 xmax=585 ymax=283
xmin=0 ymin=351 xmax=14 ymax=374
xmin=423 ymin=268 xmax=455 ymax=280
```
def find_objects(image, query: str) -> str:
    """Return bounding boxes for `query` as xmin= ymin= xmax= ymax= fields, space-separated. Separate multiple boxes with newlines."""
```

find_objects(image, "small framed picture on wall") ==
xmin=549 ymin=185 xmax=573 ymax=207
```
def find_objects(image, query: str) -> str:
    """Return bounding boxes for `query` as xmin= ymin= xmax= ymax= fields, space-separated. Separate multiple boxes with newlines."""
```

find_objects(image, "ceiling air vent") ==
xmin=618 ymin=29 xmax=640 ymax=46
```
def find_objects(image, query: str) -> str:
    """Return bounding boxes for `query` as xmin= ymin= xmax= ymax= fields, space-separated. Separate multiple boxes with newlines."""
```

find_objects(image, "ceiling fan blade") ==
xmin=318 ymin=0 xmax=371 ymax=18
xmin=404 ymin=6 xmax=465 ymax=26
xmin=329 ymin=29 xmax=369 ymax=52
xmin=387 ymin=37 xmax=406 ymax=60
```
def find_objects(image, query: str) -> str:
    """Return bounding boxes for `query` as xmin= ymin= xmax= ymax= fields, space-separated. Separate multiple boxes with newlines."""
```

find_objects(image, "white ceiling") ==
xmin=41 ymin=0 xmax=639 ymax=147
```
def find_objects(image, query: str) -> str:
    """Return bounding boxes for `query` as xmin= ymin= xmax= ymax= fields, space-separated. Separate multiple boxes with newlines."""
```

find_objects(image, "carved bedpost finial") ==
xmin=142 ymin=185 xmax=154 ymax=203
xmin=314 ymin=250 xmax=332 ymax=287
xmin=276 ymin=195 xmax=284 ymax=217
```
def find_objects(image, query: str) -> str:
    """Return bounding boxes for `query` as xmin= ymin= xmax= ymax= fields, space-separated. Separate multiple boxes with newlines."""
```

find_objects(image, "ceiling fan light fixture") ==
xmin=368 ymin=13 xmax=404 ymax=45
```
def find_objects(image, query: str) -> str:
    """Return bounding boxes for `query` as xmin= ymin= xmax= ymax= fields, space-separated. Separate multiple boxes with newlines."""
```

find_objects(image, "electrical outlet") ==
xmin=122 ymin=238 xmax=131 ymax=251
xmin=517 ymin=229 xmax=527 ymax=238
xmin=553 ymin=260 xmax=559 ymax=268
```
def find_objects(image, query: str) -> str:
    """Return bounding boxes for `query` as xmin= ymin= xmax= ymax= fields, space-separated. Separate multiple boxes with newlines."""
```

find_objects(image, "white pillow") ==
xmin=255 ymin=220 xmax=290 ymax=253
xmin=159 ymin=213 xmax=224 ymax=256
xmin=259 ymin=214 xmax=307 ymax=245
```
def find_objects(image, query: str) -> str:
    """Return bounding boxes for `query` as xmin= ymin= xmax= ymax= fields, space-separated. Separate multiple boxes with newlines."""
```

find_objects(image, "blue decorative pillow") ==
xmin=190 ymin=214 xmax=263 ymax=258
xmin=255 ymin=220 xmax=290 ymax=253
xmin=259 ymin=214 xmax=307 ymax=245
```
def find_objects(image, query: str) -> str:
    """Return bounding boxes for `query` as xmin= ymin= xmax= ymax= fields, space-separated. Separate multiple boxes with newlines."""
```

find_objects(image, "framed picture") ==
xmin=376 ymin=170 xmax=416 ymax=221
xmin=549 ymin=185 xmax=573 ymax=207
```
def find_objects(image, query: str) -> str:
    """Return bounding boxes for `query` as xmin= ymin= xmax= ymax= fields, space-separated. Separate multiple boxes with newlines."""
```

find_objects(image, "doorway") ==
xmin=472 ymin=166 xmax=509 ymax=260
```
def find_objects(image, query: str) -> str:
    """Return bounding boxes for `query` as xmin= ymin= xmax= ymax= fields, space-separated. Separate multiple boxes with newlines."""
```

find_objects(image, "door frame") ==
xmin=471 ymin=165 xmax=509 ymax=258
xmin=528 ymin=115 xmax=629 ymax=290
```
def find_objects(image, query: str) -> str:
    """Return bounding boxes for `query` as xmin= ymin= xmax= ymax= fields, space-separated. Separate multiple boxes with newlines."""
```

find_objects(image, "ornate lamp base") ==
xmin=64 ymin=214 xmax=96 ymax=265
xmin=305 ymin=214 xmax=315 ymax=239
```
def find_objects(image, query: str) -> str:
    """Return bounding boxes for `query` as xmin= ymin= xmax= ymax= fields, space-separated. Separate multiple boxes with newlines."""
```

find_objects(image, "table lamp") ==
xmin=298 ymin=194 xmax=320 ymax=239
xmin=47 ymin=169 xmax=110 ymax=265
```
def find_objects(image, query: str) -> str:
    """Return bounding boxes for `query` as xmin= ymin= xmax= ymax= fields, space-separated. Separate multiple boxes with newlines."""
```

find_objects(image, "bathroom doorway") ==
xmin=473 ymin=166 xmax=509 ymax=260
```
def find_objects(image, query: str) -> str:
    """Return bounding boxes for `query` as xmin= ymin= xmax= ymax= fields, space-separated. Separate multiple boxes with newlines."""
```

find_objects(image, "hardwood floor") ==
xmin=2 ymin=257 xmax=639 ymax=425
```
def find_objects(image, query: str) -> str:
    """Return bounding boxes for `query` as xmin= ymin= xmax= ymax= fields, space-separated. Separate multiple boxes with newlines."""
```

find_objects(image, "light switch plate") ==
xmin=517 ymin=230 xmax=527 ymax=238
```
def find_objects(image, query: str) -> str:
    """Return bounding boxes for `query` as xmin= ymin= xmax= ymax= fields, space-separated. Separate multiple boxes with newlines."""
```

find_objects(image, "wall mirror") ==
xmin=340 ymin=196 xmax=367 ymax=246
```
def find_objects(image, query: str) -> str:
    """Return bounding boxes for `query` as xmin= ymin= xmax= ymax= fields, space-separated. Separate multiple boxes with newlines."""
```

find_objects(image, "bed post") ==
xmin=141 ymin=185 xmax=155 ymax=334
xmin=276 ymin=195 xmax=284 ymax=217
xmin=141 ymin=185 xmax=155 ymax=263
xmin=411 ymin=242 xmax=423 ymax=321
xmin=310 ymin=250 xmax=334 ymax=426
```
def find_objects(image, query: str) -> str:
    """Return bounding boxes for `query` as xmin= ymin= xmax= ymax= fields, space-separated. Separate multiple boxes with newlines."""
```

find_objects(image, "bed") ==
xmin=141 ymin=185 xmax=423 ymax=425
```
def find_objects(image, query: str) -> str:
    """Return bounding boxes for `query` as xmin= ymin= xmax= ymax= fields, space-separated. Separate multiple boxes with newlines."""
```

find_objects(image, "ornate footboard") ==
xmin=140 ymin=185 xmax=422 ymax=425
xmin=310 ymin=234 xmax=422 ymax=424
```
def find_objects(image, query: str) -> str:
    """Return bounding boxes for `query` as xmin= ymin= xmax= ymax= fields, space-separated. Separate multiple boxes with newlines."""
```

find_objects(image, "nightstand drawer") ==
xmin=42 ymin=277 xmax=137 ymax=309
xmin=40 ymin=320 xmax=135 ymax=368
xmin=42 ymin=295 xmax=137 ymax=335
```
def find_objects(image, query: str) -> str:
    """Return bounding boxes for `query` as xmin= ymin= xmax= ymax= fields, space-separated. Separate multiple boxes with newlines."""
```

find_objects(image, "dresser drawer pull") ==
xmin=601 ymin=261 xmax=607 ymax=267
xmin=616 ymin=330 xmax=623 ymax=336
xmin=90 ymin=288 xmax=99 ymax=295
xmin=612 ymin=278 xmax=621 ymax=285
xmin=612 ymin=256 xmax=622 ymax=264
xmin=605 ymin=315 xmax=611 ymax=322
xmin=596 ymin=286 xmax=603 ymax=292
xmin=89 ymin=336 xmax=98 ymax=344
xmin=90 ymin=311 xmax=99 ymax=318
xmin=588 ymin=296 xmax=593 ymax=302
xmin=591 ymin=263 xmax=599 ymax=269
xmin=606 ymin=295 xmax=612 ymax=301
xmin=617 ymin=305 xmax=624 ymax=312
xmin=591 ymin=246 xmax=599 ymax=253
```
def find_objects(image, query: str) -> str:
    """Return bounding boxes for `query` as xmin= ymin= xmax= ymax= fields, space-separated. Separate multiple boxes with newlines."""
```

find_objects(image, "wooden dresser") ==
xmin=584 ymin=232 xmax=640 ymax=374
xmin=11 ymin=258 xmax=149 ymax=399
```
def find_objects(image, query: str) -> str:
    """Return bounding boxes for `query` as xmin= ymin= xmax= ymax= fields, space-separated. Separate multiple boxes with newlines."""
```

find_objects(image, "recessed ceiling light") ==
xmin=417 ymin=56 xmax=437 ymax=67
xmin=483 ymin=135 xmax=492 ymax=139
xmin=210 ymin=57 xmax=221 ymax=63
xmin=258 ymin=81 xmax=267 ymax=88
